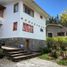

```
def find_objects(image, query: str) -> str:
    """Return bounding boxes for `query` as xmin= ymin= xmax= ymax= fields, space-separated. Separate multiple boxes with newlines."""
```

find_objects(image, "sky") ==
xmin=35 ymin=0 xmax=67 ymax=17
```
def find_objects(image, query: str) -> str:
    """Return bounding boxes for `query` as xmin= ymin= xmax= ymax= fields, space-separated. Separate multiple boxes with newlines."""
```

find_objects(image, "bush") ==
xmin=60 ymin=51 xmax=67 ymax=60
xmin=57 ymin=59 xmax=67 ymax=66
xmin=39 ymin=47 xmax=50 ymax=54
xmin=46 ymin=37 xmax=67 ymax=59
xmin=47 ymin=37 xmax=67 ymax=51
xmin=50 ymin=50 xmax=60 ymax=58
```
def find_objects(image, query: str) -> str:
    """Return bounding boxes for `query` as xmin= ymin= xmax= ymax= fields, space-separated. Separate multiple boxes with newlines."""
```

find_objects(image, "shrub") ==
xmin=57 ymin=59 xmax=67 ymax=66
xmin=50 ymin=50 xmax=61 ymax=58
xmin=60 ymin=51 xmax=67 ymax=60
xmin=39 ymin=46 xmax=50 ymax=54
xmin=46 ymin=37 xmax=67 ymax=58
xmin=47 ymin=37 xmax=67 ymax=51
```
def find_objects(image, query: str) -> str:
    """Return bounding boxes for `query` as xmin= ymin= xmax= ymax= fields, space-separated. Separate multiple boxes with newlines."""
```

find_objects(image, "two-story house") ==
xmin=0 ymin=0 xmax=49 ymax=51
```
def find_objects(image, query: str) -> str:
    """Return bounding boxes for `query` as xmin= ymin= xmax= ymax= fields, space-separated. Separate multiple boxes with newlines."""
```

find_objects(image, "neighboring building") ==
xmin=0 ymin=0 xmax=49 ymax=51
xmin=46 ymin=24 xmax=67 ymax=37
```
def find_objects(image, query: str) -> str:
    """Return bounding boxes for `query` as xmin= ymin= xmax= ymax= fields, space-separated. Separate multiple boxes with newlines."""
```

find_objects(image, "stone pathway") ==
xmin=0 ymin=57 xmax=66 ymax=67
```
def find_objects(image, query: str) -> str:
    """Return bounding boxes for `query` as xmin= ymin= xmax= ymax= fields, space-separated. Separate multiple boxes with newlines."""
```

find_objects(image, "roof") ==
xmin=46 ymin=24 xmax=63 ymax=28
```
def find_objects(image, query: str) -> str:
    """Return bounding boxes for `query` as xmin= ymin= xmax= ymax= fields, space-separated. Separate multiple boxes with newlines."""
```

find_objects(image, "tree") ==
xmin=60 ymin=12 xmax=67 ymax=26
xmin=46 ymin=15 xmax=60 ymax=24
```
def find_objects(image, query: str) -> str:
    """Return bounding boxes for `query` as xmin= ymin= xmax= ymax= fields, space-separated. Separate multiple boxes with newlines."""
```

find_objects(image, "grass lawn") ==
xmin=39 ymin=54 xmax=67 ymax=66
xmin=39 ymin=54 xmax=53 ymax=60
xmin=57 ymin=59 xmax=67 ymax=66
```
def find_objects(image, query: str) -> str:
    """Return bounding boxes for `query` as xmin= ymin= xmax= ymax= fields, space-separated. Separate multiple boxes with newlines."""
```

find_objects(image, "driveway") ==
xmin=0 ymin=57 xmax=66 ymax=67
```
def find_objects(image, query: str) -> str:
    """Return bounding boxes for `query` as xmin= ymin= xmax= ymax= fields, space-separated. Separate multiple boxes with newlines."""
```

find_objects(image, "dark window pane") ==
xmin=40 ymin=15 xmax=43 ymax=19
xmin=40 ymin=28 xmax=43 ymax=32
xmin=13 ymin=22 xmax=17 ymax=31
xmin=48 ymin=33 xmax=52 ymax=37
xmin=57 ymin=32 xmax=64 ymax=36
xmin=23 ymin=4 xmax=34 ymax=17
xmin=14 ymin=3 xmax=19 ymax=13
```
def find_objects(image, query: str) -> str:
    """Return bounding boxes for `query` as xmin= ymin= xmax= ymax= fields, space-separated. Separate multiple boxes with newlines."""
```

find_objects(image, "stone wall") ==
xmin=0 ymin=38 xmax=46 ymax=51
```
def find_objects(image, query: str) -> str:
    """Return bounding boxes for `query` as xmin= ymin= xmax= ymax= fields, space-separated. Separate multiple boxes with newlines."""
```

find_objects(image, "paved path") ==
xmin=0 ymin=57 xmax=66 ymax=67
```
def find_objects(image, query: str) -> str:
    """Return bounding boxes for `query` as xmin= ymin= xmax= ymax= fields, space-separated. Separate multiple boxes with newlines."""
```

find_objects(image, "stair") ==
xmin=1 ymin=46 xmax=40 ymax=62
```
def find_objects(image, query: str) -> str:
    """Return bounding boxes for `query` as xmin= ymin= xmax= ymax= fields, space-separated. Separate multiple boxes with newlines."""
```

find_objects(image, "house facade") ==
xmin=47 ymin=24 xmax=67 ymax=37
xmin=0 ymin=0 xmax=49 ymax=51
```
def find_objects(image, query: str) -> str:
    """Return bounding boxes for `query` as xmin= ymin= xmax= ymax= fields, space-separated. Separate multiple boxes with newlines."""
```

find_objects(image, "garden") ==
xmin=39 ymin=37 xmax=67 ymax=66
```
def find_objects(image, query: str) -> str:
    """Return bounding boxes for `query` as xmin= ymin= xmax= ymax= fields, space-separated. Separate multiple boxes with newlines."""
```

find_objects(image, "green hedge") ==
xmin=47 ymin=37 xmax=67 ymax=51
xmin=46 ymin=37 xmax=67 ymax=58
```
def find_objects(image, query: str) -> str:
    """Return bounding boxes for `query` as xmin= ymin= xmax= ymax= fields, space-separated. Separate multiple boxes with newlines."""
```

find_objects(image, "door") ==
xmin=25 ymin=39 xmax=29 ymax=50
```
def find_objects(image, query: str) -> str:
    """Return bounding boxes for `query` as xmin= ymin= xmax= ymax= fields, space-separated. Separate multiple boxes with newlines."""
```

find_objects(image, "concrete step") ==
xmin=8 ymin=50 xmax=27 ymax=54
xmin=13 ymin=53 xmax=40 ymax=60
xmin=11 ymin=52 xmax=32 ymax=57
xmin=2 ymin=46 xmax=21 ymax=50
xmin=2 ymin=46 xmax=41 ymax=62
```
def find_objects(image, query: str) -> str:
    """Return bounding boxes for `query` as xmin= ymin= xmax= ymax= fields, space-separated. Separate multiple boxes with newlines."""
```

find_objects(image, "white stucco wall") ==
xmin=0 ymin=1 xmax=21 ymax=38
xmin=0 ymin=0 xmax=46 ymax=40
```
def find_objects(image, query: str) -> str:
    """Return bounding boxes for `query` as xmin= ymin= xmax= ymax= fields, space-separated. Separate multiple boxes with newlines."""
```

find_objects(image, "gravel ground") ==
xmin=0 ymin=57 xmax=66 ymax=67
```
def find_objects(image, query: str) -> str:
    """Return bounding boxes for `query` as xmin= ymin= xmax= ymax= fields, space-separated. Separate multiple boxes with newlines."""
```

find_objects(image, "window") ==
xmin=0 ymin=10 xmax=3 ymax=17
xmin=40 ymin=15 xmax=43 ymax=19
xmin=14 ymin=3 xmax=19 ymax=13
xmin=40 ymin=28 xmax=43 ymax=32
xmin=66 ymin=32 xmax=67 ymax=36
xmin=23 ymin=4 xmax=34 ymax=17
xmin=23 ymin=23 xmax=33 ymax=33
xmin=48 ymin=33 xmax=52 ymax=37
xmin=13 ymin=22 xmax=17 ymax=31
xmin=57 ymin=32 xmax=64 ymax=36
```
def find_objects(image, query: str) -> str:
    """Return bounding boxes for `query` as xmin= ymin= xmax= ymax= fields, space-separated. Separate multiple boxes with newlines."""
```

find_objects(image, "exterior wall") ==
xmin=47 ymin=26 xmax=62 ymax=37
xmin=19 ymin=12 xmax=46 ymax=40
xmin=0 ymin=0 xmax=46 ymax=40
xmin=47 ymin=26 xmax=67 ymax=37
xmin=0 ymin=38 xmax=46 ymax=51
xmin=0 ymin=1 xmax=21 ymax=38
xmin=0 ymin=0 xmax=47 ymax=51
xmin=19 ymin=0 xmax=46 ymax=40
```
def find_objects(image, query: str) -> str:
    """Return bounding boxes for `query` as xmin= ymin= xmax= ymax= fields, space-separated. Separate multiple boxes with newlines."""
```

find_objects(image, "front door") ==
xmin=25 ymin=39 xmax=29 ymax=50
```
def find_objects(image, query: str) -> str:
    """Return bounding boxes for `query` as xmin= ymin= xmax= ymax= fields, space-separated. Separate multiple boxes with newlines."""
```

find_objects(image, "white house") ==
xmin=0 ymin=0 xmax=49 ymax=51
